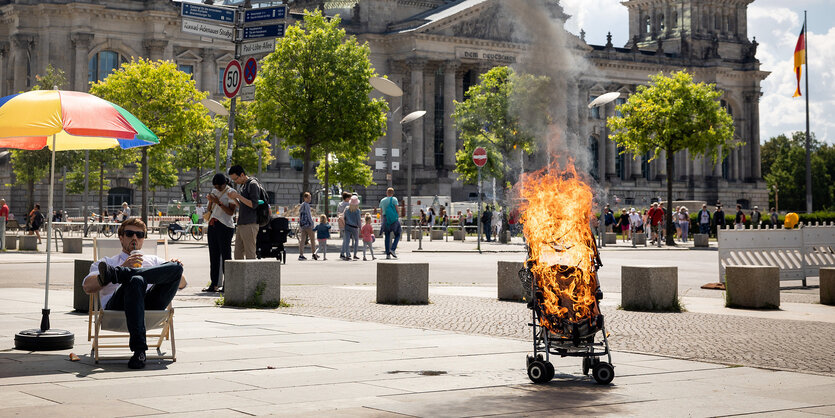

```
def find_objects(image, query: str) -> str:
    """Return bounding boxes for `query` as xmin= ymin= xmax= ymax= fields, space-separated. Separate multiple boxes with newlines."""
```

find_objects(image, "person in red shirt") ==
xmin=648 ymin=202 xmax=665 ymax=244
xmin=0 ymin=199 xmax=9 ymax=221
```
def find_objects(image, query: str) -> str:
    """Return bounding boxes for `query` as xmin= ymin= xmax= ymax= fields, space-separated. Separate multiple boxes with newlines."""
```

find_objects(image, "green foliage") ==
xmin=452 ymin=66 xmax=551 ymax=186
xmin=33 ymin=64 xmax=68 ymax=91
xmin=254 ymin=10 xmax=388 ymax=193
xmin=89 ymin=58 xmax=212 ymax=190
xmin=761 ymin=131 xmax=834 ymax=211
xmin=65 ymin=148 xmax=137 ymax=213
xmin=216 ymin=281 xmax=291 ymax=309
xmin=216 ymin=99 xmax=274 ymax=175
xmin=315 ymin=152 xmax=374 ymax=191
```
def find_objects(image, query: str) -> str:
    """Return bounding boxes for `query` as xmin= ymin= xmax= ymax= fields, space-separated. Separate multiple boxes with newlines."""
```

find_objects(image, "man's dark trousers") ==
xmin=105 ymin=262 xmax=183 ymax=353
xmin=382 ymin=220 xmax=401 ymax=255
xmin=482 ymin=221 xmax=492 ymax=242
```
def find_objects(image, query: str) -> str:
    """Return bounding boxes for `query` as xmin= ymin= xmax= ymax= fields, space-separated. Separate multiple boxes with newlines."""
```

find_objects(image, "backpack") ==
xmin=248 ymin=178 xmax=271 ymax=227
xmin=383 ymin=197 xmax=399 ymax=226
xmin=741 ymin=213 xmax=747 ymax=223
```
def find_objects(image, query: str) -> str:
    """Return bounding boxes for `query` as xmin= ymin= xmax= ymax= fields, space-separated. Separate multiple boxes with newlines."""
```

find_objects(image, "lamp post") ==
xmin=588 ymin=92 xmax=620 ymax=247
xmin=201 ymin=98 xmax=230 ymax=174
xmin=401 ymin=110 xmax=427 ymax=241
xmin=369 ymin=77 xmax=404 ymax=188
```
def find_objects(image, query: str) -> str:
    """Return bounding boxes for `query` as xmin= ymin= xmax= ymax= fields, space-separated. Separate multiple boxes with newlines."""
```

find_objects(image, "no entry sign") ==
xmin=472 ymin=146 xmax=487 ymax=167
xmin=223 ymin=60 xmax=242 ymax=98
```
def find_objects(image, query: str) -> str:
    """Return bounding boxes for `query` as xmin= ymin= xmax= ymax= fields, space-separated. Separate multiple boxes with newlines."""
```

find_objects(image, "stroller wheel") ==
xmin=527 ymin=361 xmax=550 ymax=384
xmin=582 ymin=357 xmax=591 ymax=376
xmin=592 ymin=362 xmax=615 ymax=385
xmin=526 ymin=354 xmax=534 ymax=367
xmin=544 ymin=361 xmax=555 ymax=381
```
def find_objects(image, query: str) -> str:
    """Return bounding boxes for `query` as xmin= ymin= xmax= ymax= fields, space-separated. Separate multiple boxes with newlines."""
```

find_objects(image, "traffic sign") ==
xmin=182 ymin=19 xmax=234 ymax=41
xmin=240 ymin=85 xmax=255 ymax=102
xmin=181 ymin=3 xmax=235 ymax=24
xmin=473 ymin=147 xmax=487 ymax=167
xmin=241 ymin=39 xmax=276 ymax=57
xmin=244 ymin=5 xmax=287 ymax=23
xmin=243 ymin=58 xmax=258 ymax=85
xmin=243 ymin=23 xmax=285 ymax=40
xmin=223 ymin=60 xmax=242 ymax=98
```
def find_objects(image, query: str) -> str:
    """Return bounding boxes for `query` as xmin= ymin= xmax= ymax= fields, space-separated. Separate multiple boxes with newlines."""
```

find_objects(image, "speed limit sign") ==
xmin=223 ymin=60 xmax=242 ymax=98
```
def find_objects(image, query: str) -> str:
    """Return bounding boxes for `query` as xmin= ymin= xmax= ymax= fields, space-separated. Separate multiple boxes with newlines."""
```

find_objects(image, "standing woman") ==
xmin=342 ymin=196 xmax=361 ymax=260
xmin=204 ymin=174 xmax=237 ymax=292
xmin=28 ymin=203 xmax=44 ymax=244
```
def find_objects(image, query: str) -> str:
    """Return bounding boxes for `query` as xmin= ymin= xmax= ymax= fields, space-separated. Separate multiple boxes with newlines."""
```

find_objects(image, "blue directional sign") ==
xmin=181 ymin=3 xmax=235 ymax=24
xmin=244 ymin=6 xmax=287 ymax=23
xmin=243 ymin=23 xmax=285 ymax=40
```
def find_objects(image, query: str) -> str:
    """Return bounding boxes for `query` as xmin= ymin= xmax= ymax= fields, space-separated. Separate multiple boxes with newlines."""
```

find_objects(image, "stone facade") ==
xmin=0 ymin=0 xmax=767 ymax=217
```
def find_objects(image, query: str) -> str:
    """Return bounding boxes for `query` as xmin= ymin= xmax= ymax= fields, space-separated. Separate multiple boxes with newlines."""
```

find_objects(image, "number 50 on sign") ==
xmin=223 ymin=60 xmax=242 ymax=98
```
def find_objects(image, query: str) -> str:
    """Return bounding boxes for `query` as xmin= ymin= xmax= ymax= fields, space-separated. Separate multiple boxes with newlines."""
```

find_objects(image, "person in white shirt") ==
xmin=119 ymin=202 xmax=131 ymax=221
xmin=628 ymin=208 xmax=642 ymax=235
xmin=204 ymin=174 xmax=237 ymax=292
xmin=82 ymin=218 xmax=187 ymax=369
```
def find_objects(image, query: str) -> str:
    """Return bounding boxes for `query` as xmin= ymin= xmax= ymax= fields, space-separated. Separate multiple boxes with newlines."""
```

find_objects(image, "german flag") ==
xmin=793 ymin=21 xmax=806 ymax=98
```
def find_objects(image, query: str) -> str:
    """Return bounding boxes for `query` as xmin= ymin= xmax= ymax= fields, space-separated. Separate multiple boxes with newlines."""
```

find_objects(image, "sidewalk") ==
xmin=2 ymin=288 xmax=835 ymax=417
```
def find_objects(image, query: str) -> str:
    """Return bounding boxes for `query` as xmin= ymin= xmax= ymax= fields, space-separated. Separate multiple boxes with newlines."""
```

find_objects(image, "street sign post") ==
xmin=223 ymin=60 xmax=242 ymax=98
xmin=243 ymin=57 xmax=258 ymax=85
xmin=244 ymin=5 xmax=287 ymax=23
xmin=243 ymin=23 xmax=285 ymax=40
xmin=240 ymin=85 xmax=255 ymax=101
xmin=241 ymin=39 xmax=275 ymax=57
xmin=182 ymin=19 xmax=234 ymax=41
xmin=181 ymin=3 xmax=235 ymax=24
xmin=473 ymin=147 xmax=487 ymax=253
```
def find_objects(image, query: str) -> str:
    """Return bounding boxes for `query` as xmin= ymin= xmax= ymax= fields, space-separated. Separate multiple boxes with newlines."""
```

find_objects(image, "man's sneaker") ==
xmin=312 ymin=254 xmax=319 ymax=261
xmin=353 ymin=256 xmax=359 ymax=260
xmin=128 ymin=351 xmax=146 ymax=369
xmin=390 ymin=251 xmax=397 ymax=259
xmin=298 ymin=255 xmax=307 ymax=261
xmin=97 ymin=262 xmax=118 ymax=286
xmin=386 ymin=254 xmax=391 ymax=260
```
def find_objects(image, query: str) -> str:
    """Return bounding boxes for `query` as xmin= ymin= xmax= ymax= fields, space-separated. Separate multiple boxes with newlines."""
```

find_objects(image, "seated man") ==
xmin=83 ymin=217 xmax=187 ymax=369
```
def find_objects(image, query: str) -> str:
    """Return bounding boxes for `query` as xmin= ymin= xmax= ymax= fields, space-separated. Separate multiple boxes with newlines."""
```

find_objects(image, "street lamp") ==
xmin=588 ymin=92 xmax=620 ymax=247
xmin=201 ymin=98 xmax=229 ymax=174
xmin=369 ymin=76 xmax=404 ymax=188
xmin=401 ymin=110 xmax=426 ymax=241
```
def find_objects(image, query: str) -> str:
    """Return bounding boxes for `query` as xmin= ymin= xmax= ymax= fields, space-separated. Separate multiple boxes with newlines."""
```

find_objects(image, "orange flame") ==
xmin=519 ymin=159 xmax=600 ymax=334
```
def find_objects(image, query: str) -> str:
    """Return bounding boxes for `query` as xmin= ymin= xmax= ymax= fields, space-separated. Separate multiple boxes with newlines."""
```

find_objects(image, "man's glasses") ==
xmin=123 ymin=230 xmax=146 ymax=239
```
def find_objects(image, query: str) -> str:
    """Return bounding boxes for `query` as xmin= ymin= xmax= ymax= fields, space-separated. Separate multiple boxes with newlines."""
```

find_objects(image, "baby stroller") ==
xmin=256 ymin=217 xmax=289 ymax=264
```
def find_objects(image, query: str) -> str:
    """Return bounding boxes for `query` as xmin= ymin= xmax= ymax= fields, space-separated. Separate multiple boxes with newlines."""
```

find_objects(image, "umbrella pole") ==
xmin=41 ymin=135 xmax=56 ymax=331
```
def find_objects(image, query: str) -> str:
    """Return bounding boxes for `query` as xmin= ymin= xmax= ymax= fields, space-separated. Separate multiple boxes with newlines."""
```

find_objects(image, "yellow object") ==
xmin=784 ymin=212 xmax=799 ymax=229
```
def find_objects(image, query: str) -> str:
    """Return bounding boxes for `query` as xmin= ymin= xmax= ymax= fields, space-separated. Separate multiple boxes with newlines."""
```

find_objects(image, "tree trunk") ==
xmin=665 ymin=148 xmax=675 ymax=246
xmin=99 ymin=162 xmax=104 ymax=219
xmin=324 ymin=155 xmax=329 ymax=217
xmin=301 ymin=141 xmax=312 ymax=203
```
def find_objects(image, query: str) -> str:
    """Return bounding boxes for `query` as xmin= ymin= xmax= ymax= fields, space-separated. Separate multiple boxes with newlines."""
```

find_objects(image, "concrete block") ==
xmin=632 ymin=233 xmax=647 ymax=246
xmin=621 ymin=266 xmax=679 ymax=311
xmin=819 ymin=267 xmax=835 ymax=306
xmin=74 ymin=260 xmax=94 ymax=312
xmin=411 ymin=230 xmax=422 ymax=240
xmin=725 ymin=266 xmax=780 ymax=309
xmin=694 ymin=234 xmax=709 ymax=248
xmin=453 ymin=230 xmax=466 ymax=241
xmin=376 ymin=262 xmax=429 ymax=304
xmin=430 ymin=229 xmax=444 ymax=241
xmin=605 ymin=233 xmax=617 ymax=244
xmin=4 ymin=235 xmax=17 ymax=250
xmin=19 ymin=235 xmax=38 ymax=251
xmin=497 ymin=261 xmax=525 ymax=301
xmin=224 ymin=260 xmax=282 ymax=306
xmin=63 ymin=237 xmax=83 ymax=253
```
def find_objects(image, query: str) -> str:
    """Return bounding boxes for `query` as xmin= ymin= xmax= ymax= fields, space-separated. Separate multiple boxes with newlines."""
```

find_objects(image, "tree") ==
xmin=65 ymin=148 xmax=136 ymax=215
xmin=89 ymin=58 xmax=212 ymax=220
xmin=761 ymin=131 xmax=834 ymax=211
xmin=608 ymin=71 xmax=736 ymax=245
xmin=451 ymin=66 xmax=551 ymax=188
xmin=218 ymin=99 xmax=274 ymax=178
xmin=254 ymin=10 xmax=388 ymax=198
xmin=315 ymin=152 xmax=375 ymax=193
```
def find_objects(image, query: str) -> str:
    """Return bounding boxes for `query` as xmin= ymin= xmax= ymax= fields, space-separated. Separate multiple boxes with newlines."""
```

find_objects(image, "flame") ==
xmin=519 ymin=159 xmax=600 ymax=334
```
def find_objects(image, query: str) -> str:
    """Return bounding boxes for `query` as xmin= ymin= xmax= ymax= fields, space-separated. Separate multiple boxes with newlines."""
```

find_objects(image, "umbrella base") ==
xmin=15 ymin=329 xmax=74 ymax=351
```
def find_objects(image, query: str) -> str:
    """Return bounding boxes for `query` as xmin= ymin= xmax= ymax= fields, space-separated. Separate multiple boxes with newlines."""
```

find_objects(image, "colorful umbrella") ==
xmin=0 ymin=90 xmax=158 ymax=350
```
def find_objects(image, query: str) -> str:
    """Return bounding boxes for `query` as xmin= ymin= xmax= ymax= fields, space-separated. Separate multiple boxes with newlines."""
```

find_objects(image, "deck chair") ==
xmin=88 ymin=237 xmax=175 ymax=363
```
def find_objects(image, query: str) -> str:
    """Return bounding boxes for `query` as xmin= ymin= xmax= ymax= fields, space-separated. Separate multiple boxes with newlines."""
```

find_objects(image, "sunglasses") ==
xmin=123 ymin=230 xmax=146 ymax=239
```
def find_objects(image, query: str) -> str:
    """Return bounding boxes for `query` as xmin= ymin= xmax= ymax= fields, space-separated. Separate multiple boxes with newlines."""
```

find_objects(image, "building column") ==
xmin=71 ymin=33 xmax=94 ymax=92
xmin=605 ymin=104 xmax=616 ymax=179
xmin=0 ymin=42 xmax=9 ymax=96
xmin=714 ymin=147 xmax=723 ymax=177
xmin=408 ymin=58 xmax=426 ymax=166
xmin=11 ymin=34 xmax=35 ymax=93
xmin=423 ymin=63 xmax=436 ymax=168
xmin=746 ymin=91 xmax=762 ymax=179
xmin=443 ymin=61 xmax=458 ymax=170
xmin=200 ymin=48 xmax=216 ymax=94
xmin=631 ymin=152 xmax=642 ymax=179
xmin=143 ymin=39 xmax=168 ymax=61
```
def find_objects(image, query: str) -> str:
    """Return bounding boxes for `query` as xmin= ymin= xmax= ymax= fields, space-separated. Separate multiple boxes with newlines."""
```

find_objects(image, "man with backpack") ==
xmin=227 ymin=165 xmax=264 ymax=259
xmin=379 ymin=187 xmax=401 ymax=259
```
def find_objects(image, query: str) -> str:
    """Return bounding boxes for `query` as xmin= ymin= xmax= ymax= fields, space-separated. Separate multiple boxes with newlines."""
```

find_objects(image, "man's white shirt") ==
xmin=83 ymin=252 xmax=165 ymax=307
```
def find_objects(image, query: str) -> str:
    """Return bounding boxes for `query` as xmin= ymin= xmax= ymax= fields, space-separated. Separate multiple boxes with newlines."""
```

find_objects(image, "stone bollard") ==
xmin=19 ymin=235 xmax=38 ymax=251
xmin=63 ymin=237 xmax=83 ymax=253
xmin=621 ymin=266 xmax=679 ymax=311
xmin=604 ymin=233 xmax=617 ymax=245
xmin=411 ymin=229 xmax=422 ymax=240
xmin=453 ymin=230 xmax=466 ymax=241
xmin=430 ymin=229 xmax=444 ymax=241
xmin=4 ymin=235 xmax=17 ymax=250
xmin=632 ymin=233 xmax=647 ymax=246
xmin=74 ymin=260 xmax=94 ymax=312
xmin=224 ymin=260 xmax=282 ymax=306
xmin=376 ymin=262 xmax=429 ymax=304
xmin=694 ymin=234 xmax=709 ymax=248
xmin=498 ymin=231 xmax=511 ymax=244
xmin=497 ymin=261 xmax=525 ymax=301
xmin=725 ymin=266 xmax=780 ymax=309
xmin=819 ymin=267 xmax=835 ymax=306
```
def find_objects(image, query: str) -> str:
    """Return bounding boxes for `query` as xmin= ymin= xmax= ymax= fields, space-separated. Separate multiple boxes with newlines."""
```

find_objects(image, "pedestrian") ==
xmin=342 ymin=195 xmax=361 ymax=260
xmin=419 ymin=209 xmax=427 ymax=227
xmin=0 ymin=199 xmax=8 ymax=221
xmin=336 ymin=192 xmax=351 ymax=259
xmin=481 ymin=205 xmax=492 ymax=242
xmin=297 ymin=192 xmax=318 ymax=261
xmin=439 ymin=208 xmax=449 ymax=231
xmin=379 ymin=187 xmax=401 ymax=259
xmin=604 ymin=205 xmax=616 ymax=232
xmin=28 ymin=203 xmax=44 ymax=244
xmin=751 ymin=206 xmax=761 ymax=228
xmin=119 ymin=202 xmax=131 ymax=222
xmin=492 ymin=206 xmax=502 ymax=238
xmin=313 ymin=214 xmax=331 ymax=261
xmin=204 ymin=173 xmax=236 ymax=293
xmin=697 ymin=204 xmax=711 ymax=235
xmin=714 ymin=205 xmax=726 ymax=235
xmin=361 ymin=214 xmax=376 ymax=261
xmin=629 ymin=208 xmax=642 ymax=236
xmin=734 ymin=204 xmax=745 ymax=229
xmin=227 ymin=165 xmax=261 ymax=260
xmin=649 ymin=202 xmax=664 ymax=244
xmin=465 ymin=208 xmax=474 ymax=233
xmin=678 ymin=206 xmax=690 ymax=242
xmin=195 ymin=202 xmax=206 ymax=223
xmin=641 ymin=209 xmax=649 ymax=233
xmin=616 ymin=208 xmax=630 ymax=242
xmin=769 ymin=207 xmax=778 ymax=227
xmin=658 ymin=203 xmax=667 ymax=241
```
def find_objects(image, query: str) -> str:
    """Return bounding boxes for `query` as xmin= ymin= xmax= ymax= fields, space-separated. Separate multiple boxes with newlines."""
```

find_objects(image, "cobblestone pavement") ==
xmin=188 ymin=286 xmax=835 ymax=376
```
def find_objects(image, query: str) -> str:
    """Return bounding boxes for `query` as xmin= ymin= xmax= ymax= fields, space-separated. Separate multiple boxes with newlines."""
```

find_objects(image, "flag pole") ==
xmin=804 ymin=11 xmax=812 ymax=213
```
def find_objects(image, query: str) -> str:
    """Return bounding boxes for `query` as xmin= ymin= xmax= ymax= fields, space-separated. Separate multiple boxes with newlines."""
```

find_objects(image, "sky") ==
xmin=560 ymin=0 xmax=835 ymax=145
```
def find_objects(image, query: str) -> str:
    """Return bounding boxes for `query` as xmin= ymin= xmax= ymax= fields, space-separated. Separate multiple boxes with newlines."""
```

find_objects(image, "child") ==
xmin=313 ymin=214 xmax=332 ymax=260
xmin=361 ymin=214 xmax=376 ymax=261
